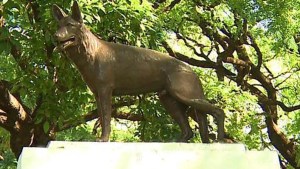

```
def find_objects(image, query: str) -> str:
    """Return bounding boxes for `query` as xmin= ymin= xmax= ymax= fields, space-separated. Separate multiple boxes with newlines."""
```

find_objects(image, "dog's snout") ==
xmin=53 ymin=32 xmax=64 ymax=43
xmin=54 ymin=28 xmax=68 ymax=41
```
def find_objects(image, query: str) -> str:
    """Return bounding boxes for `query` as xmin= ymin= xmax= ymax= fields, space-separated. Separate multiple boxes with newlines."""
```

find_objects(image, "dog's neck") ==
xmin=78 ymin=26 xmax=101 ymax=56
xmin=63 ymin=25 xmax=100 ymax=66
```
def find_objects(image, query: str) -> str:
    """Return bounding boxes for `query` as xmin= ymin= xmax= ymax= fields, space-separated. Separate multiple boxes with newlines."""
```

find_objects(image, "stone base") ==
xmin=17 ymin=141 xmax=280 ymax=169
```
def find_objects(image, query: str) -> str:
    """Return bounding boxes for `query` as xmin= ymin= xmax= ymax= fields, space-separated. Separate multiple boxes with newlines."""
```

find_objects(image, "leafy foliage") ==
xmin=0 ymin=129 xmax=16 ymax=169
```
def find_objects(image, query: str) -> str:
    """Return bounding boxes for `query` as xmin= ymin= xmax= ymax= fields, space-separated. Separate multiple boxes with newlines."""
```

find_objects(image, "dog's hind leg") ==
xmin=189 ymin=109 xmax=210 ymax=143
xmin=159 ymin=91 xmax=193 ymax=142
xmin=184 ymin=99 xmax=225 ymax=141
xmin=166 ymin=71 xmax=225 ymax=141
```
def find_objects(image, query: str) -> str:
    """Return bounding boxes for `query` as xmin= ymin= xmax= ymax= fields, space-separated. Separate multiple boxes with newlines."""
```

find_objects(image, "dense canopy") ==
xmin=0 ymin=0 xmax=300 ymax=168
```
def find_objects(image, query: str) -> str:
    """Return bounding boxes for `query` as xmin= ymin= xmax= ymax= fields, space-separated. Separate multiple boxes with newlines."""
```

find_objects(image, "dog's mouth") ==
xmin=58 ymin=36 xmax=76 ymax=49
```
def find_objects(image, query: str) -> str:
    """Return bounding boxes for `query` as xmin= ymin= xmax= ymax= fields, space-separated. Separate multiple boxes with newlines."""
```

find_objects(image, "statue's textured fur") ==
xmin=52 ymin=1 xmax=225 ymax=142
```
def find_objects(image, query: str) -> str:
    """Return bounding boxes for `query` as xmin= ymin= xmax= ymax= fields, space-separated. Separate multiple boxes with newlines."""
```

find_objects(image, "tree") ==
xmin=0 ymin=0 xmax=300 ymax=168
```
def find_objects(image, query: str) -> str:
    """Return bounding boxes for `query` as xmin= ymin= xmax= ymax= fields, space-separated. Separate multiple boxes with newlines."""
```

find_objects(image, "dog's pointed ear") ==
xmin=71 ymin=1 xmax=83 ymax=23
xmin=52 ymin=4 xmax=67 ymax=21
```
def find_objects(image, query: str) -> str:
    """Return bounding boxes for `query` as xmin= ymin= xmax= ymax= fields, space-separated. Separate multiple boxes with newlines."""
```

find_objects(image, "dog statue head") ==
xmin=52 ymin=1 xmax=83 ymax=50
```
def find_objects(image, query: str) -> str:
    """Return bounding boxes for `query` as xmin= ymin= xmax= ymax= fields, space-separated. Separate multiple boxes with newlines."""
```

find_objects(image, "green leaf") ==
xmin=43 ymin=121 xmax=50 ymax=133
xmin=0 ymin=41 xmax=11 ymax=54
xmin=98 ymin=4 xmax=106 ymax=13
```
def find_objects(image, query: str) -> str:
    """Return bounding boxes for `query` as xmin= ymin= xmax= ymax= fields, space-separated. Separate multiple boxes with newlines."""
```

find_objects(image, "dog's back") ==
xmin=92 ymin=40 xmax=193 ymax=95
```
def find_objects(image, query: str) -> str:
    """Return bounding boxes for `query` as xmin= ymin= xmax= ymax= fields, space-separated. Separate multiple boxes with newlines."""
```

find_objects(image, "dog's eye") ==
xmin=67 ymin=23 xmax=73 ymax=26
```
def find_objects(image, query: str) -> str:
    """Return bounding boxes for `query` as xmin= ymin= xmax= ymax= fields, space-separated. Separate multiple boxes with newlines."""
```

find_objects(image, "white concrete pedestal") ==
xmin=17 ymin=141 xmax=280 ymax=169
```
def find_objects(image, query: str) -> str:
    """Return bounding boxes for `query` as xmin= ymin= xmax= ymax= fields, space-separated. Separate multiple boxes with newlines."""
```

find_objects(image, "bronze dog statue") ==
xmin=52 ymin=1 xmax=225 ymax=142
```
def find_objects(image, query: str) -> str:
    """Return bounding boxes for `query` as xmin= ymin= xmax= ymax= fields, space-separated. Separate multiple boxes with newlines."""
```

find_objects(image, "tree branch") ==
xmin=164 ymin=0 xmax=181 ymax=11
xmin=153 ymin=0 xmax=167 ymax=9
xmin=248 ymin=33 xmax=263 ymax=70
xmin=54 ymin=99 xmax=142 ymax=132
xmin=228 ymin=77 xmax=297 ymax=167
xmin=32 ymin=94 xmax=43 ymax=118
xmin=162 ymin=41 xmax=236 ymax=76
xmin=55 ymin=108 xmax=144 ymax=132
xmin=275 ymin=73 xmax=293 ymax=88
xmin=277 ymin=101 xmax=300 ymax=112
xmin=0 ymin=109 xmax=8 ymax=130
xmin=222 ymin=57 xmax=248 ymax=67
xmin=0 ymin=81 xmax=31 ymax=123
xmin=174 ymin=32 xmax=210 ymax=60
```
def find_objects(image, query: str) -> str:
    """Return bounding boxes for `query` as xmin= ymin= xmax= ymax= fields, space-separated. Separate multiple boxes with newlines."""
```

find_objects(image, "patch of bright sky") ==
xmin=266 ymin=59 xmax=283 ymax=75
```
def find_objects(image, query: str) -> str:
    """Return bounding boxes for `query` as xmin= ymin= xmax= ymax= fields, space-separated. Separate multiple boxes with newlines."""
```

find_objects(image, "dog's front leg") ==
xmin=96 ymin=87 xmax=112 ymax=142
